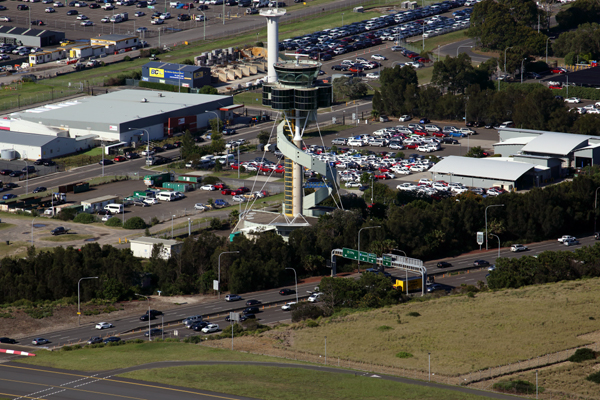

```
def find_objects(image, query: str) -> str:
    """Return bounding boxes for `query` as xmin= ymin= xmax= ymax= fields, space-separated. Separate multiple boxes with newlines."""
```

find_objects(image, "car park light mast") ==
xmin=595 ymin=186 xmax=600 ymax=234
xmin=78 ymin=276 xmax=98 ymax=326
xmin=136 ymin=293 xmax=151 ymax=341
xmin=218 ymin=251 xmax=239 ymax=299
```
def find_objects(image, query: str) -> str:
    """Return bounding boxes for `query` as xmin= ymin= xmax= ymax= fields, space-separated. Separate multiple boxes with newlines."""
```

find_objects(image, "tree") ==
xmin=556 ymin=0 xmax=600 ymax=30
xmin=123 ymin=217 xmax=147 ymax=229
xmin=257 ymin=130 xmax=270 ymax=145
xmin=209 ymin=130 xmax=225 ymax=155
xmin=431 ymin=54 xmax=478 ymax=94
xmin=181 ymin=130 xmax=200 ymax=161
xmin=332 ymin=76 xmax=368 ymax=101
xmin=373 ymin=65 xmax=419 ymax=117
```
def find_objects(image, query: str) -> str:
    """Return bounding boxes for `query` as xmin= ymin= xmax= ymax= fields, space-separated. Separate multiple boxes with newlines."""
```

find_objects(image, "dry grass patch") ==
xmin=278 ymin=279 xmax=600 ymax=375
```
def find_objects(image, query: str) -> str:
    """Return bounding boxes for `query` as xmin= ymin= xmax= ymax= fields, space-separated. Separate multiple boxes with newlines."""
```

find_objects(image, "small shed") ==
xmin=130 ymin=237 xmax=182 ymax=259
xmin=81 ymin=195 xmax=118 ymax=212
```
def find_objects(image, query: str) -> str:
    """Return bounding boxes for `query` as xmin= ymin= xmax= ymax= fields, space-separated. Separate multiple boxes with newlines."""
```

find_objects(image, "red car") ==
xmin=237 ymin=187 xmax=250 ymax=193
xmin=274 ymin=166 xmax=285 ymax=174
xmin=405 ymin=143 xmax=419 ymax=149
xmin=348 ymin=65 xmax=363 ymax=73
xmin=259 ymin=165 xmax=271 ymax=173
xmin=413 ymin=130 xmax=428 ymax=136
xmin=549 ymin=85 xmax=562 ymax=89
xmin=231 ymin=163 xmax=239 ymax=170
xmin=551 ymin=67 xmax=567 ymax=74
xmin=374 ymin=173 xmax=390 ymax=179
xmin=214 ymin=183 xmax=227 ymax=190
xmin=432 ymin=132 xmax=446 ymax=137
xmin=379 ymin=167 xmax=391 ymax=173
xmin=231 ymin=189 xmax=243 ymax=196
xmin=221 ymin=189 xmax=233 ymax=195
xmin=113 ymin=155 xmax=126 ymax=162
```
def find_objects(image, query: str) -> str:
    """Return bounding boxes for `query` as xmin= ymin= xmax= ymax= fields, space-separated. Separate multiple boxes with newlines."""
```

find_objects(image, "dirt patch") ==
xmin=2 ymin=294 xmax=210 ymax=339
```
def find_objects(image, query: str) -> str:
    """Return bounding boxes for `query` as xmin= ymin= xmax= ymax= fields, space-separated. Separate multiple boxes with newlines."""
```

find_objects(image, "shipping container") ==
xmin=144 ymin=173 xmax=171 ymax=187
xmin=162 ymin=182 xmax=190 ymax=192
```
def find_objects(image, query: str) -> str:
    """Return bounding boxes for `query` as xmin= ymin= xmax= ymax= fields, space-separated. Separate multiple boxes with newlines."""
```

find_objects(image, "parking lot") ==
xmin=0 ymin=0 xmax=259 ymax=41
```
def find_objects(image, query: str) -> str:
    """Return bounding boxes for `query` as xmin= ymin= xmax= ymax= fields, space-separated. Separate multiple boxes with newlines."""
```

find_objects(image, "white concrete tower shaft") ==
xmin=260 ymin=8 xmax=286 ymax=83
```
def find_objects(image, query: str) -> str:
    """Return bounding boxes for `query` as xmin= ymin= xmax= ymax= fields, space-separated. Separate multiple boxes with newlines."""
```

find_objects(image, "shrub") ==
xmin=83 ymin=309 xmax=100 ymax=316
xmin=72 ymin=344 xmax=82 ymax=350
xmin=587 ymin=371 xmax=600 ymax=384
xmin=210 ymin=218 xmax=222 ymax=230
xmin=568 ymin=348 xmax=596 ymax=362
xmin=291 ymin=302 xmax=327 ymax=322
xmin=407 ymin=311 xmax=420 ymax=317
xmin=377 ymin=325 xmax=393 ymax=332
xmin=74 ymin=212 xmax=96 ymax=224
xmin=123 ymin=56 xmax=131 ymax=61
xmin=184 ymin=335 xmax=203 ymax=344
xmin=25 ymin=307 xmax=53 ymax=319
xmin=55 ymin=207 xmax=76 ymax=220
xmin=150 ymin=216 xmax=159 ymax=226
xmin=123 ymin=217 xmax=147 ymax=229
xmin=306 ymin=320 xmax=319 ymax=328
xmin=105 ymin=217 xmax=122 ymax=227
xmin=395 ymin=351 xmax=413 ymax=358
xmin=202 ymin=176 xmax=220 ymax=185
xmin=88 ymin=343 xmax=105 ymax=349
xmin=493 ymin=380 xmax=540 ymax=394
xmin=62 ymin=345 xmax=73 ymax=351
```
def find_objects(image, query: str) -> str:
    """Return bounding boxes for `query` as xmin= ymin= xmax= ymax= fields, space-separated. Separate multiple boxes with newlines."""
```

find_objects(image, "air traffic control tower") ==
xmin=262 ymin=59 xmax=335 ymax=217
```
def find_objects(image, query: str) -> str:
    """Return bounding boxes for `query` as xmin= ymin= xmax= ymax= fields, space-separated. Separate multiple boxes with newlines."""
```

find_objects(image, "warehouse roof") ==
xmin=0 ymin=25 xmax=59 ymax=37
xmin=129 ymin=237 xmax=180 ymax=246
xmin=0 ymin=131 xmax=57 ymax=147
xmin=494 ymin=137 xmax=535 ymax=146
xmin=144 ymin=61 xmax=203 ymax=73
xmin=14 ymin=90 xmax=231 ymax=128
xmin=429 ymin=156 xmax=535 ymax=181
xmin=521 ymin=132 xmax=591 ymax=156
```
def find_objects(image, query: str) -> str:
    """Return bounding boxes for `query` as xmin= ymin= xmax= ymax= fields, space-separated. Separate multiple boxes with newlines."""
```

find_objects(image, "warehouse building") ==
xmin=0 ymin=130 xmax=96 ymax=160
xmin=428 ymin=156 xmax=537 ymax=190
xmin=142 ymin=62 xmax=211 ymax=89
xmin=0 ymin=26 xmax=65 ymax=47
xmin=90 ymin=34 xmax=139 ymax=52
xmin=494 ymin=129 xmax=600 ymax=178
xmin=10 ymin=89 xmax=235 ymax=144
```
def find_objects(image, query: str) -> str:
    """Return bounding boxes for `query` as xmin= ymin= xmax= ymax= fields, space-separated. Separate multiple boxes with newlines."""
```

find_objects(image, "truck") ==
xmin=392 ymin=277 xmax=422 ymax=292
xmin=51 ymin=227 xmax=70 ymax=236
xmin=110 ymin=14 xmax=122 ymax=22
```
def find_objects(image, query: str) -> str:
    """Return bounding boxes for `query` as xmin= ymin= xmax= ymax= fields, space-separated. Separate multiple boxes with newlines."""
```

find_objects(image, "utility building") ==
xmin=0 ymin=26 xmax=65 ymax=47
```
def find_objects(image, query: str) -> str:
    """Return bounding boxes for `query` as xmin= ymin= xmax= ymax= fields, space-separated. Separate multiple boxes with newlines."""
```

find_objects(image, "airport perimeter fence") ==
xmin=207 ymin=338 xmax=600 ymax=399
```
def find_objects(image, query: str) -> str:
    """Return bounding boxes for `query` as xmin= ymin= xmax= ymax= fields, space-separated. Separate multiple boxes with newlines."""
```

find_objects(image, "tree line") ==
xmin=4 ymin=172 xmax=600 ymax=303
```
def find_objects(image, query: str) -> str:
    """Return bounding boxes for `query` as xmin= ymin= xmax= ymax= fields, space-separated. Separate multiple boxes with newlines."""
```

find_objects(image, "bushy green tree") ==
xmin=373 ymin=65 xmax=419 ymax=117
xmin=74 ymin=213 xmax=96 ymax=224
xmin=105 ymin=217 xmax=122 ymax=227
xmin=123 ymin=217 xmax=147 ymax=229
xmin=332 ymin=76 xmax=368 ymax=101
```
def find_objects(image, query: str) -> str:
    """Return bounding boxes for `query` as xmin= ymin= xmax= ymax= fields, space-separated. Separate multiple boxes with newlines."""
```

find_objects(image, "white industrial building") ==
xmin=9 ymin=89 xmax=235 ymax=145
xmin=130 ymin=237 xmax=182 ymax=260
xmin=429 ymin=156 xmax=537 ymax=190
xmin=494 ymin=129 xmax=600 ymax=178
xmin=0 ymin=129 xmax=96 ymax=160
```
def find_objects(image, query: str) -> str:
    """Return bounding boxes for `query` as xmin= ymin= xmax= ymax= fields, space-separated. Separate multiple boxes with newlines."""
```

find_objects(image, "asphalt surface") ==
xmin=0 ymin=360 xmax=529 ymax=400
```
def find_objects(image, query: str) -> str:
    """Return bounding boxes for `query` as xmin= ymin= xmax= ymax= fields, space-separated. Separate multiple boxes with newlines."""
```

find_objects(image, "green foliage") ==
xmin=199 ymin=85 xmax=218 ymax=94
xmin=123 ymin=56 xmax=131 ymax=62
xmin=184 ymin=335 xmax=204 ymax=344
xmin=139 ymin=81 xmax=190 ymax=93
xmin=73 ymin=212 xmax=96 ymax=224
xmin=24 ymin=306 xmax=53 ymax=319
xmin=291 ymin=302 xmax=326 ymax=322
xmin=492 ymin=380 xmax=541 ymax=395
xmin=332 ymin=76 xmax=368 ymax=101
xmin=568 ymin=348 xmax=596 ymax=362
xmin=377 ymin=325 xmax=393 ymax=332
xmin=395 ymin=351 xmax=413 ymax=358
xmin=586 ymin=370 xmax=600 ymax=384
xmin=373 ymin=65 xmax=419 ymax=117
xmin=465 ymin=146 xmax=486 ymax=158
xmin=214 ymin=159 xmax=222 ymax=172
xmin=123 ymin=217 xmax=147 ymax=229
xmin=57 ymin=207 xmax=77 ymax=221
xmin=106 ymin=69 xmax=142 ymax=86
xmin=431 ymin=54 xmax=492 ymax=94
xmin=209 ymin=218 xmax=222 ymax=230
xmin=150 ymin=216 xmax=160 ymax=226
xmin=202 ymin=176 xmax=220 ymax=185
xmin=407 ymin=311 xmax=420 ymax=317
xmin=556 ymin=0 xmax=600 ymax=30
xmin=62 ymin=345 xmax=73 ymax=351
xmin=305 ymin=320 xmax=319 ymax=328
xmin=105 ymin=217 xmax=122 ymax=227
xmin=257 ymin=130 xmax=270 ymax=145
xmin=181 ymin=58 xmax=194 ymax=65
xmin=0 ymin=312 xmax=14 ymax=318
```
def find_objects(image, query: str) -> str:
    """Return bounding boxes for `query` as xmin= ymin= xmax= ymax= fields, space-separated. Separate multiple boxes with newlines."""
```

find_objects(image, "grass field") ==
xmin=416 ymin=67 xmax=434 ymax=85
xmin=233 ymin=92 xmax=264 ymax=108
xmin=0 ymin=223 xmax=15 ymax=231
xmin=39 ymin=234 xmax=94 ymax=242
xmin=120 ymin=365 xmax=490 ymax=400
xmin=280 ymin=278 xmax=600 ymax=376
xmin=0 ymin=82 xmax=81 ymax=111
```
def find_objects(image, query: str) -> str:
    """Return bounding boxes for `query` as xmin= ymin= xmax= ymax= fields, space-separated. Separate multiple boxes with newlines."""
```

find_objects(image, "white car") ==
xmin=95 ymin=322 xmax=113 ymax=330
xmin=511 ymin=244 xmax=528 ymax=252
xmin=76 ymin=14 xmax=88 ymax=20
xmin=307 ymin=292 xmax=322 ymax=303
xmin=232 ymin=195 xmax=246 ymax=202
xmin=557 ymin=235 xmax=576 ymax=243
xmin=201 ymin=323 xmax=219 ymax=333
xmin=365 ymin=71 xmax=380 ymax=79
xmin=371 ymin=54 xmax=387 ymax=60
xmin=53 ymin=1 xmax=64 ymax=6
xmin=282 ymin=302 xmax=297 ymax=311
xmin=564 ymin=97 xmax=581 ymax=104
xmin=151 ymin=17 xmax=164 ymax=24
xmin=195 ymin=14 xmax=207 ymax=21
xmin=200 ymin=184 xmax=216 ymax=191
xmin=45 ymin=7 xmax=55 ymax=12
xmin=399 ymin=115 xmax=411 ymax=122
xmin=143 ymin=198 xmax=158 ymax=205
xmin=194 ymin=203 xmax=210 ymax=211
xmin=80 ymin=20 xmax=93 ymax=26
xmin=345 ymin=181 xmax=361 ymax=188
xmin=397 ymin=183 xmax=417 ymax=191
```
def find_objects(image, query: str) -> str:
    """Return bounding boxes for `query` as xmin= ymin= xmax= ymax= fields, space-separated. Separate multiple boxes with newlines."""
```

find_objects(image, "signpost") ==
xmin=229 ymin=312 xmax=240 ymax=351
xmin=382 ymin=255 xmax=392 ymax=267
xmin=477 ymin=231 xmax=484 ymax=250
xmin=342 ymin=248 xmax=359 ymax=260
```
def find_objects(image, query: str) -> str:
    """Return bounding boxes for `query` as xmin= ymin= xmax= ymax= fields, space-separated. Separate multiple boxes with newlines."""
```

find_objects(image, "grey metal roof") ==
xmin=16 ymin=89 xmax=232 ymax=130
xmin=520 ymin=132 xmax=591 ymax=156
xmin=0 ymin=25 xmax=59 ymax=37
xmin=429 ymin=156 xmax=535 ymax=181
xmin=0 ymin=130 xmax=57 ymax=147
xmin=130 ymin=237 xmax=180 ymax=246
xmin=91 ymin=34 xmax=138 ymax=42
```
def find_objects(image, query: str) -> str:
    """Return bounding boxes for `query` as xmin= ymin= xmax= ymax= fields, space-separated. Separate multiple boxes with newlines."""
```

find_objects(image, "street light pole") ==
xmin=218 ymin=251 xmax=239 ymax=299
xmin=286 ymin=267 xmax=298 ymax=303
xmin=485 ymin=204 xmax=504 ymax=250
xmin=456 ymin=45 xmax=473 ymax=58
xmin=594 ymin=187 xmax=600 ymax=234
xmin=78 ymin=276 xmax=98 ymax=326
xmin=490 ymin=234 xmax=500 ymax=259
xmin=521 ymin=58 xmax=527 ymax=84
xmin=358 ymin=225 xmax=381 ymax=272
xmin=31 ymin=217 xmax=37 ymax=245
xmin=546 ymin=36 xmax=551 ymax=64
xmin=171 ymin=214 xmax=175 ymax=238
xmin=136 ymin=293 xmax=151 ymax=340
xmin=504 ymin=46 xmax=513 ymax=74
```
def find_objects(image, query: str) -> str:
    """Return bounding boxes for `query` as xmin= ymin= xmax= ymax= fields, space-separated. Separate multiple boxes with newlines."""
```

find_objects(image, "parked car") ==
xmin=144 ymin=329 xmax=163 ymax=337
xmin=200 ymin=184 xmax=216 ymax=191
xmin=0 ymin=337 xmax=17 ymax=344
xmin=565 ymin=97 xmax=581 ymax=104
xmin=114 ymin=155 xmax=126 ymax=162
xmin=2 ymin=194 xmax=17 ymax=200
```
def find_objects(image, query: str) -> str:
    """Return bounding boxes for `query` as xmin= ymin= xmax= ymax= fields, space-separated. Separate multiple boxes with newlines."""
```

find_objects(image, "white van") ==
xmin=216 ymin=154 xmax=236 ymax=164
xmin=104 ymin=203 xmax=124 ymax=213
xmin=156 ymin=191 xmax=176 ymax=201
